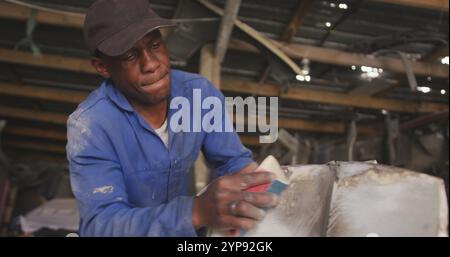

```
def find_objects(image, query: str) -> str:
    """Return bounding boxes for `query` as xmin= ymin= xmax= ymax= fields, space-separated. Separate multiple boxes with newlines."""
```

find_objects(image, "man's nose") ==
xmin=140 ymin=50 xmax=160 ymax=73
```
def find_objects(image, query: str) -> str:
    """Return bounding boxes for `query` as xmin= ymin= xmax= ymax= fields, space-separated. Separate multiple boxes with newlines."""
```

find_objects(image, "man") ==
xmin=67 ymin=0 xmax=279 ymax=237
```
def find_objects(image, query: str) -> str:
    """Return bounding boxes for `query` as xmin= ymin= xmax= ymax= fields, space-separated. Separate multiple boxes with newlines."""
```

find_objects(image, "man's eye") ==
xmin=124 ymin=52 xmax=137 ymax=61
xmin=150 ymin=42 xmax=160 ymax=50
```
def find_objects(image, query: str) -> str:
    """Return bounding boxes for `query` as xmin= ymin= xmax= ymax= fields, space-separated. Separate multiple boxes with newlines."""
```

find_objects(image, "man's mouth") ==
xmin=140 ymin=71 xmax=168 ymax=88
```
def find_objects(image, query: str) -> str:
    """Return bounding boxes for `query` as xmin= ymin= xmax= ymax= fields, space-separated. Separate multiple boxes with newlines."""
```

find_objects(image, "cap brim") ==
xmin=97 ymin=17 xmax=176 ymax=57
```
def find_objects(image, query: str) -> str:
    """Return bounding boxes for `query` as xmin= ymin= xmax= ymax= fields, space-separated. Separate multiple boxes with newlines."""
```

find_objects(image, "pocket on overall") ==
xmin=125 ymin=168 xmax=170 ymax=207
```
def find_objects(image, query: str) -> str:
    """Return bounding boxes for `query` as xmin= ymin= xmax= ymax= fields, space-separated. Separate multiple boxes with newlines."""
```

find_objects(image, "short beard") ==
xmin=112 ymin=77 xmax=171 ymax=108
xmin=141 ymin=92 xmax=170 ymax=106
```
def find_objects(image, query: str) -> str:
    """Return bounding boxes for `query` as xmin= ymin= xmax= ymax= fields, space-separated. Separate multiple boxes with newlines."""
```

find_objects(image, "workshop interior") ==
xmin=0 ymin=0 xmax=448 ymax=237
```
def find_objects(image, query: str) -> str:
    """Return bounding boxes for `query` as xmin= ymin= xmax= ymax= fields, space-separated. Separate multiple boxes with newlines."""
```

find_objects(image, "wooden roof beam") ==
xmin=0 ymin=2 xmax=84 ymax=28
xmin=422 ymin=45 xmax=449 ymax=63
xmin=0 ymin=104 xmax=378 ymax=136
xmin=2 ymin=124 xmax=372 ymax=148
xmin=0 ymin=82 xmax=87 ymax=104
xmin=3 ymin=140 xmax=66 ymax=154
xmin=267 ymin=41 xmax=449 ymax=78
xmin=370 ymin=0 xmax=449 ymax=11
xmin=0 ymin=1 xmax=447 ymax=78
xmin=4 ymin=123 xmax=265 ymax=147
xmin=0 ymin=48 xmax=95 ymax=74
xmin=222 ymin=79 xmax=449 ymax=113
xmin=1 ymin=77 xmax=447 ymax=115
xmin=227 ymin=39 xmax=448 ymax=78
xmin=280 ymin=0 xmax=314 ymax=44
xmin=4 ymin=125 xmax=66 ymax=141
xmin=0 ymin=106 xmax=67 ymax=125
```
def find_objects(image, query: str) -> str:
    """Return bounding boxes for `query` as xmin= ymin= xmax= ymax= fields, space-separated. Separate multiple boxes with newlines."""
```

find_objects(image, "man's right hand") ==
xmin=192 ymin=170 xmax=280 ymax=233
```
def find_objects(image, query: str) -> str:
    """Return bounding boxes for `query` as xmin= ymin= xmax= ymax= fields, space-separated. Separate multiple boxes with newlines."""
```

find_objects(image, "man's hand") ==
xmin=192 ymin=163 xmax=280 ymax=233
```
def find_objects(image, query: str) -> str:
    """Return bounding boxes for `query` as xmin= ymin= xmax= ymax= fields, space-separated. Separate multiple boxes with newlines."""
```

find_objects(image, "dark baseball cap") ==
xmin=84 ymin=0 xmax=176 ymax=56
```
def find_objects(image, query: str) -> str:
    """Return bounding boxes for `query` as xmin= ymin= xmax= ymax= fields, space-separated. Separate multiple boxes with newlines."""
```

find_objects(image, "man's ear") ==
xmin=91 ymin=57 xmax=111 ymax=79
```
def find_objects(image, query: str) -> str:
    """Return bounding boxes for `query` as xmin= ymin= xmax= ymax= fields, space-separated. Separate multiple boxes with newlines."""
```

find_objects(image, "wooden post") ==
xmin=192 ymin=43 xmax=223 ymax=194
xmin=215 ymin=0 xmax=241 ymax=64
xmin=200 ymin=44 xmax=221 ymax=88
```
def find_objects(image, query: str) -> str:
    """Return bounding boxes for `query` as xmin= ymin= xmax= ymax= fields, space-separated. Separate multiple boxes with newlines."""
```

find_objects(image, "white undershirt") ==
xmin=154 ymin=119 xmax=169 ymax=149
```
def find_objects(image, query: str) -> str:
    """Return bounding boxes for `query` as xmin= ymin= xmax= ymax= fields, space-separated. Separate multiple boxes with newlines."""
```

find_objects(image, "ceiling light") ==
xmin=339 ymin=3 xmax=348 ymax=9
xmin=417 ymin=86 xmax=431 ymax=94
xmin=325 ymin=22 xmax=332 ymax=28
xmin=361 ymin=66 xmax=371 ymax=72
xmin=441 ymin=56 xmax=449 ymax=65
xmin=441 ymin=89 xmax=446 ymax=95
xmin=296 ymin=74 xmax=312 ymax=83
xmin=296 ymin=75 xmax=305 ymax=81
xmin=360 ymin=66 xmax=383 ymax=80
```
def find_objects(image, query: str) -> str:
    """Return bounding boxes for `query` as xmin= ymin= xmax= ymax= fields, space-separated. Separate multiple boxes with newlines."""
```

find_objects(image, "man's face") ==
xmin=98 ymin=31 xmax=171 ymax=106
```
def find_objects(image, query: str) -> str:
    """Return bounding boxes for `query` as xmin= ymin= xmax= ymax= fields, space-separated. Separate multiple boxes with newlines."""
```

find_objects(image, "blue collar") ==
xmin=104 ymin=79 xmax=134 ymax=112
